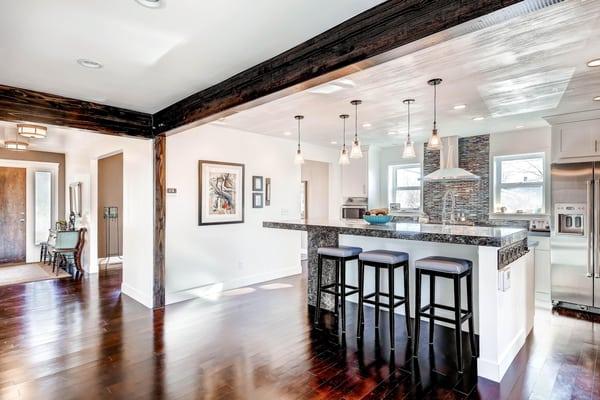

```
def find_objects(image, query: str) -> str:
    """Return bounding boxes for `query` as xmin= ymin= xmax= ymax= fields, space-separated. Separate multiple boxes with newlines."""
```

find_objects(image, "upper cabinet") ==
xmin=341 ymin=152 xmax=368 ymax=197
xmin=547 ymin=111 xmax=600 ymax=163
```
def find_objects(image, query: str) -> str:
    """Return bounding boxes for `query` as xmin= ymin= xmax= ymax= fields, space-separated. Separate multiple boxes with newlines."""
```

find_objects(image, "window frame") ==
xmin=492 ymin=152 xmax=547 ymax=216
xmin=388 ymin=163 xmax=422 ymax=213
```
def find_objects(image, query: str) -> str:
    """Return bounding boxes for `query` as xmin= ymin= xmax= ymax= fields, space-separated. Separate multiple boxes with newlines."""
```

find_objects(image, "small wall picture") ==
xmin=252 ymin=192 xmax=264 ymax=208
xmin=265 ymin=177 xmax=271 ymax=206
xmin=252 ymin=176 xmax=263 ymax=191
xmin=199 ymin=160 xmax=245 ymax=225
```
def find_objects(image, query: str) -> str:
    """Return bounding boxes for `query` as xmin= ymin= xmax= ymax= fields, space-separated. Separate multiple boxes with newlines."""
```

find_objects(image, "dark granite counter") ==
xmin=263 ymin=219 xmax=527 ymax=248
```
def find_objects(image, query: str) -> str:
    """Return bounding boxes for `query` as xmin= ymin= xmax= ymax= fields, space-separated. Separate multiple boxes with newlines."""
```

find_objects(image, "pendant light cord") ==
xmin=354 ymin=103 xmax=358 ymax=141
xmin=342 ymin=117 xmax=346 ymax=149
xmin=433 ymin=83 xmax=437 ymax=130
xmin=407 ymin=101 xmax=411 ymax=140
xmin=297 ymin=118 xmax=301 ymax=151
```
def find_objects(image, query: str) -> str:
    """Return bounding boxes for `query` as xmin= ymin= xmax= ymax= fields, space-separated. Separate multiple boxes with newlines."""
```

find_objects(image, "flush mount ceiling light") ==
xmin=350 ymin=100 xmax=363 ymax=159
xmin=587 ymin=58 xmax=600 ymax=67
xmin=594 ymin=96 xmax=600 ymax=101
xmin=77 ymin=59 xmax=103 ymax=69
xmin=427 ymin=78 xmax=442 ymax=150
xmin=453 ymin=104 xmax=467 ymax=110
xmin=293 ymin=115 xmax=304 ymax=165
xmin=338 ymin=114 xmax=350 ymax=165
xmin=402 ymin=99 xmax=416 ymax=159
xmin=472 ymin=116 xmax=485 ymax=121
xmin=17 ymin=123 xmax=47 ymax=139
xmin=4 ymin=128 xmax=28 ymax=151
xmin=135 ymin=0 xmax=162 ymax=8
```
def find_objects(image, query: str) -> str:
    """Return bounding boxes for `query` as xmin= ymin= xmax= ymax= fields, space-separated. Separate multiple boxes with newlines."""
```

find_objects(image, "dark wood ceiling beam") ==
xmin=0 ymin=84 xmax=153 ymax=138
xmin=153 ymin=0 xmax=523 ymax=135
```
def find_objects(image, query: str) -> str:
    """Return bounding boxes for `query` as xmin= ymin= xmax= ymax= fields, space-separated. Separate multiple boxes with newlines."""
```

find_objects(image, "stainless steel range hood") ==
xmin=423 ymin=136 xmax=480 ymax=182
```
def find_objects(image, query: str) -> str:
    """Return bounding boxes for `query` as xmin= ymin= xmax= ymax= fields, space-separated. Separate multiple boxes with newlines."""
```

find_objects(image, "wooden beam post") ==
xmin=153 ymin=134 xmax=166 ymax=308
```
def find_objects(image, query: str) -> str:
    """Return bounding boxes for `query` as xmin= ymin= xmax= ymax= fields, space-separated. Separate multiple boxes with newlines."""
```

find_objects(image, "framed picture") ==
xmin=265 ymin=177 xmax=271 ymax=206
xmin=199 ymin=160 xmax=245 ymax=225
xmin=252 ymin=192 xmax=263 ymax=208
xmin=252 ymin=176 xmax=263 ymax=191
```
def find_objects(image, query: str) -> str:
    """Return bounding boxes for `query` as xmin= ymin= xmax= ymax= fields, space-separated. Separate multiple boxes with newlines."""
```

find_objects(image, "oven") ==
xmin=341 ymin=197 xmax=368 ymax=220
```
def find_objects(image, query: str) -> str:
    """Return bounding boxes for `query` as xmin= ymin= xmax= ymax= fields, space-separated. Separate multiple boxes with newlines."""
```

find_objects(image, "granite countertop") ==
xmin=263 ymin=219 xmax=527 ymax=247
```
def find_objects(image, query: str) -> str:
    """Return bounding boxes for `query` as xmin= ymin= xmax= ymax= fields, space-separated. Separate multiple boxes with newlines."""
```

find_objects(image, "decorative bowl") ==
xmin=363 ymin=215 xmax=393 ymax=225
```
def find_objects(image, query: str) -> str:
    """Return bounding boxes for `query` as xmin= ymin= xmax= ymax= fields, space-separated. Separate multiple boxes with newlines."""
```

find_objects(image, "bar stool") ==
xmin=413 ymin=256 xmax=477 ymax=373
xmin=357 ymin=250 xmax=411 ymax=351
xmin=314 ymin=246 xmax=362 ymax=334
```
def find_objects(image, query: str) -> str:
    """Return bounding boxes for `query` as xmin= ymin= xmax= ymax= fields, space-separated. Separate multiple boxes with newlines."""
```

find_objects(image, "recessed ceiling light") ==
xmin=362 ymin=123 xmax=372 ymax=129
xmin=453 ymin=104 xmax=467 ymax=110
xmin=387 ymin=131 xmax=399 ymax=135
xmin=135 ymin=0 xmax=162 ymax=8
xmin=307 ymin=84 xmax=343 ymax=95
xmin=77 ymin=59 xmax=103 ymax=69
xmin=283 ymin=131 xmax=292 ymax=136
xmin=330 ymin=140 xmax=338 ymax=145
xmin=594 ymin=96 xmax=600 ymax=101
xmin=587 ymin=58 xmax=600 ymax=67
xmin=336 ymin=78 xmax=356 ymax=87
xmin=516 ymin=125 xmax=525 ymax=129
xmin=472 ymin=116 xmax=485 ymax=121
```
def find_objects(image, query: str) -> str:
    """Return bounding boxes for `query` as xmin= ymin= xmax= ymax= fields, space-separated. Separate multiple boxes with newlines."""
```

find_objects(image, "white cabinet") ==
xmin=547 ymin=112 xmax=600 ymax=163
xmin=528 ymin=235 xmax=551 ymax=302
xmin=341 ymin=152 xmax=368 ymax=197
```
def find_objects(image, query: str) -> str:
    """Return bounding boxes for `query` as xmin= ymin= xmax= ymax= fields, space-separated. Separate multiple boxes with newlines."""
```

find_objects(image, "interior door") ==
xmin=0 ymin=167 xmax=26 ymax=264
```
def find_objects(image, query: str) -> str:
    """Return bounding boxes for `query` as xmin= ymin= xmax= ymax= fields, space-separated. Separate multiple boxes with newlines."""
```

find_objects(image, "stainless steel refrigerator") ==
xmin=551 ymin=162 xmax=600 ymax=312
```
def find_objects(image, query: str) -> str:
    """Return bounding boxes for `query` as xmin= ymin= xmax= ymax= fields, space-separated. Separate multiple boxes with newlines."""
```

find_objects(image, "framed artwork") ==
xmin=252 ymin=176 xmax=263 ymax=191
xmin=265 ymin=177 xmax=271 ymax=206
xmin=252 ymin=192 xmax=263 ymax=208
xmin=198 ymin=160 xmax=245 ymax=225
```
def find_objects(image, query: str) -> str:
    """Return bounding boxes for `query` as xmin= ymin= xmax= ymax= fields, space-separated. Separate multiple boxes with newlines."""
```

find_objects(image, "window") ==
xmin=493 ymin=153 xmax=546 ymax=215
xmin=388 ymin=163 xmax=422 ymax=212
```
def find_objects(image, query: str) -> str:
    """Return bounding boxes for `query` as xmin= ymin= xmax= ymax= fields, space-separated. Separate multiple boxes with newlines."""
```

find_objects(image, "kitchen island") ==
xmin=263 ymin=219 xmax=533 ymax=383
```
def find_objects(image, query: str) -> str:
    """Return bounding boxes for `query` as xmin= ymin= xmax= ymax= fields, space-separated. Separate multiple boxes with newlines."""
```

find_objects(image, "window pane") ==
xmin=499 ymin=186 xmax=543 ymax=214
xmin=501 ymin=158 xmax=544 ymax=183
xmin=396 ymin=167 xmax=421 ymax=187
xmin=395 ymin=190 xmax=421 ymax=210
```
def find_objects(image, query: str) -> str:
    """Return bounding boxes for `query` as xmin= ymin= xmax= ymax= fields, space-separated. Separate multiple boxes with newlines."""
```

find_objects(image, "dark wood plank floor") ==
xmin=0 ymin=267 xmax=598 ymax=399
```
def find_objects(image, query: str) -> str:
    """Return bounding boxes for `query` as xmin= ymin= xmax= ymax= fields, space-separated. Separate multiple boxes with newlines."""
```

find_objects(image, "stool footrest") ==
xmin=363 ymin=292 xmax=406 ymax=308
xmin=420 ymin=303 xmax=472 ymax=323
xmin=321 ymin=283 xmax=359 ymax=297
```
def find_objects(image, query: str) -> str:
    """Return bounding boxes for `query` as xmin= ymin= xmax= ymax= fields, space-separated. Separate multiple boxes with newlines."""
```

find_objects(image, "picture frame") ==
xmin=252 ymin=175 xmax=263 ymax=191
xmin=198 ymin=160 xmax=245 ymax=225
xmin=252 ymin=192 xmax=263 ymax=208
xmin=265 ymin=177 xmax=271 ymax=206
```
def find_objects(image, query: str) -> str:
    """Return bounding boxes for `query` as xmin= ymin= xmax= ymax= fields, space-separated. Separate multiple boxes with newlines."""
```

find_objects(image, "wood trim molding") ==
xmin=0 ymin=84 xmax=153 ymax=138
xmin=152 ymin=0 xmax=523 ymax=134
xmin=153 ymin=135 xmax=166 ymax=308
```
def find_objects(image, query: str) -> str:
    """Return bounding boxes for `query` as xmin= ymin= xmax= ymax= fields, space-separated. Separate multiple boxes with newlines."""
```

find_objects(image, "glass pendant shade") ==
xmin=403 ymin=140 xmax=416 ymax=158
xmin=339 ymin=147 xmax=350 ymax=165
xmin=427 ymin=128 xmax=441 ymax=150
xmin=427 ymin=78 xmax=443 ymax=151
xmin=17 ymin=124 xmax=47 ymax=139
xmin=294 ymin=149 xmax=304 ymax=165
xmin=350 ymin=138 xmax=363 ymax=158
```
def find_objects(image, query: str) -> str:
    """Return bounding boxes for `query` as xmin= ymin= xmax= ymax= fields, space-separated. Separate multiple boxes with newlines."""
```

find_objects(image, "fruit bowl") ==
xmin=363 ymin=215 xmax=393 ymax=225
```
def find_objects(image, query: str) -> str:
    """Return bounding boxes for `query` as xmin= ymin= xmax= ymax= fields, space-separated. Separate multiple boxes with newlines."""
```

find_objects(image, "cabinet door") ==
xmin=534 ymin=249 xmax=551 ymax=294
xmin=342 ymin=156 xmax=368 ymax=197
xmin=558 ymin=121 xmax=598 ymax=159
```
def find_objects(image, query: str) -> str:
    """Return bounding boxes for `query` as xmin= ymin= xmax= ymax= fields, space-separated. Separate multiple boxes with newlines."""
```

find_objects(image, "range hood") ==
xmin=423 ymin=136 xmax=480 ymax=182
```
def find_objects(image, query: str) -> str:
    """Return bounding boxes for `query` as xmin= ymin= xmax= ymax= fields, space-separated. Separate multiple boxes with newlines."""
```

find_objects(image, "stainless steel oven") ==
xmin=341 ymin=197 xmax=368 ymax=220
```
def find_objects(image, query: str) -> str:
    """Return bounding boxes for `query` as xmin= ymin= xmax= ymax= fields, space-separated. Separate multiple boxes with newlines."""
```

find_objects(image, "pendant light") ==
xmin=402 ymin=99 xmax=416 ymax=158
xmin=350 ymin=100 xmax=363 ymax=159
xmin=4 ymin=128 xmax=28 ymax=151
xmin=294 ymin=115 xmax=304 ymax=165
xmin=427 ymin=78 xmax=442 ymax=150
xmin=338 ymin=114 xmax=350 ymax=165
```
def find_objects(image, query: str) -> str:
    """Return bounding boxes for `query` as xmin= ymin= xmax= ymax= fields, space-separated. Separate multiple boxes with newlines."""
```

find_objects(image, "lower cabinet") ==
xmin=529 ymin=235 xmax=551 ymax=302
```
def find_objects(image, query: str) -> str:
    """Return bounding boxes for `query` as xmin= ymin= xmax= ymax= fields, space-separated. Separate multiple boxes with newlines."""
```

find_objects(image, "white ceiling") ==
xmin=0 ymin=0 xmax=384 ymax=113
xmin=219 ymin=0 xmax=600 ymax=148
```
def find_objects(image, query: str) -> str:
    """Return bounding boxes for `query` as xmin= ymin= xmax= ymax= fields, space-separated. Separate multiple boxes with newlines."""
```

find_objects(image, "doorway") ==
xmin=300 ymin=161 xmax=330 ymax=258
xmin=0 ymin=167 xmax=26 ymax=264
xmin=97 ymin=153 xmax=123 ymax=270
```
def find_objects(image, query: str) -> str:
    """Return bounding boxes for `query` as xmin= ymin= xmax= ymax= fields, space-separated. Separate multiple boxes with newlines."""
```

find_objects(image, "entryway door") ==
xmin=0 ymin=167 xmax=26 ymax=264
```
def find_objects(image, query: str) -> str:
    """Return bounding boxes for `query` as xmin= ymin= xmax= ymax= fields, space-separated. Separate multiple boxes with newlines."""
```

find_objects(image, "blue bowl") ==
xmin=363 ymin=214 xmax=393 ymax=225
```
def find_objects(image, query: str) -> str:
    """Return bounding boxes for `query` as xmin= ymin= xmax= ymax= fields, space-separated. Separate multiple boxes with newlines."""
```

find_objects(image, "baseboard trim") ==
xmin=121 ymin=283 xmax=153 ymax=308
xmin=477 ymin=328 xmax=526 ymax=382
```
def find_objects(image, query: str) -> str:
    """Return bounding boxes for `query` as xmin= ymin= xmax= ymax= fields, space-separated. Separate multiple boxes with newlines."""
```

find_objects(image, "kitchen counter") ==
xmin=264 ymin=218 xmax=534 ymax=383
xmin=263 ymin=219 xmax=527 ymax=247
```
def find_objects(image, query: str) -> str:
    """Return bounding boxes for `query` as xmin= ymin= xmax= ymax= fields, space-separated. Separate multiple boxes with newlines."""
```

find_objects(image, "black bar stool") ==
xmin=413 ymin=256 xmax=477 ymax=373
xmin=314 ymin=246 xmax=362 ymax=334
xmin=357 ymin=250 xmax=411 ymax=351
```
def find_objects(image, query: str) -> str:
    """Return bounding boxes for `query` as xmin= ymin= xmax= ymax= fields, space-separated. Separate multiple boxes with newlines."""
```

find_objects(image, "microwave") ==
xmin=341 ymin=197 xmax=368 ymax=220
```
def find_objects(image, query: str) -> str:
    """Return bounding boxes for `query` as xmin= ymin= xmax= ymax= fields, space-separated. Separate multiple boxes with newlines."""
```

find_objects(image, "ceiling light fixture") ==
xmin=135 ymin=0 xmax=162 ymax=8
xmin=427 ymin=78 xmax=442 ymax=150
xmin=587 ymin=58 xmax=600 ymax=67
xmin=17 ymin=124 xmax=47 ymax=139
xmin=283 ymin=131 xmax=292 ymax=136
xmin=402 ymin=99 xmax=416 ymax=159
xmin=594 ymin=96 xmax=600 ymax=102
xmin=387 ymin=131 xmax=398 ymax=135
xmin=77 ymin=59 xmax=103 ymax=69
xmin=4 ymin=129 xmax=28 ymax=151
xmin=362 ymin=123 xmax=372 ymax=129
xmin=516 ymin=125 xmax=525 ymax=129
xmin=338 ymin=114 xmax=350 ymax=165
xmin=294 ymin=115 xmax=304 ymax=165
xmin=350 ymin=100 xmax=363 ymax=159
xmin=472 ymin=116 xmax=485 ymax=121
xmin=453 ymin=104 xmax=467 ymax=110
xmin=330 ymin=140 xmax=337 ymax=145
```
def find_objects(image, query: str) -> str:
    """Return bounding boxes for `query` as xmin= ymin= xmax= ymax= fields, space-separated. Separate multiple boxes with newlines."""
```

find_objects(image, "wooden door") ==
xmin=0 ymin=167 xmax=26 ymax=264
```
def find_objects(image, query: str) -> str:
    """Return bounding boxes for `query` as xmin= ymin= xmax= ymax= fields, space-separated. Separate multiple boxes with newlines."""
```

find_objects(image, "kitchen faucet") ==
xmin=442 ymin=189 xmax=457 ymax=225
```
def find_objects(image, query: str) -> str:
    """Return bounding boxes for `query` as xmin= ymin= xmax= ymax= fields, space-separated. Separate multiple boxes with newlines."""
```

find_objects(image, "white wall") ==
xmin=63 ymin=132 xmax=154 ymax=307
xmin=165 ymin=124 xmax=340 ymax=304
xmin=0 ymin=159 xmax=59 ymax=263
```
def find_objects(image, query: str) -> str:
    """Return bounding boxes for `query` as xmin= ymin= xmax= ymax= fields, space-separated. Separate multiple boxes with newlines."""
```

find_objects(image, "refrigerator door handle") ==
xmin=587 ymin=179 xmax=594 ymax=277
xmin=595 ymin=179 xmax=600 ymax=278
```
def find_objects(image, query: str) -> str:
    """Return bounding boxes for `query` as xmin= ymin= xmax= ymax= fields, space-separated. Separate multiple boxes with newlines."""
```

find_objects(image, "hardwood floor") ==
xmin=0 ymin=268 xmax=598 ymax=399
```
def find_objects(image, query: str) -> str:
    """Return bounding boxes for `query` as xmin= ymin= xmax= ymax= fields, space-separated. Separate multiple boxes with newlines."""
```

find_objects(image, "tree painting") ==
xmin=208 ymin=172 xmax=237 ymax=215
